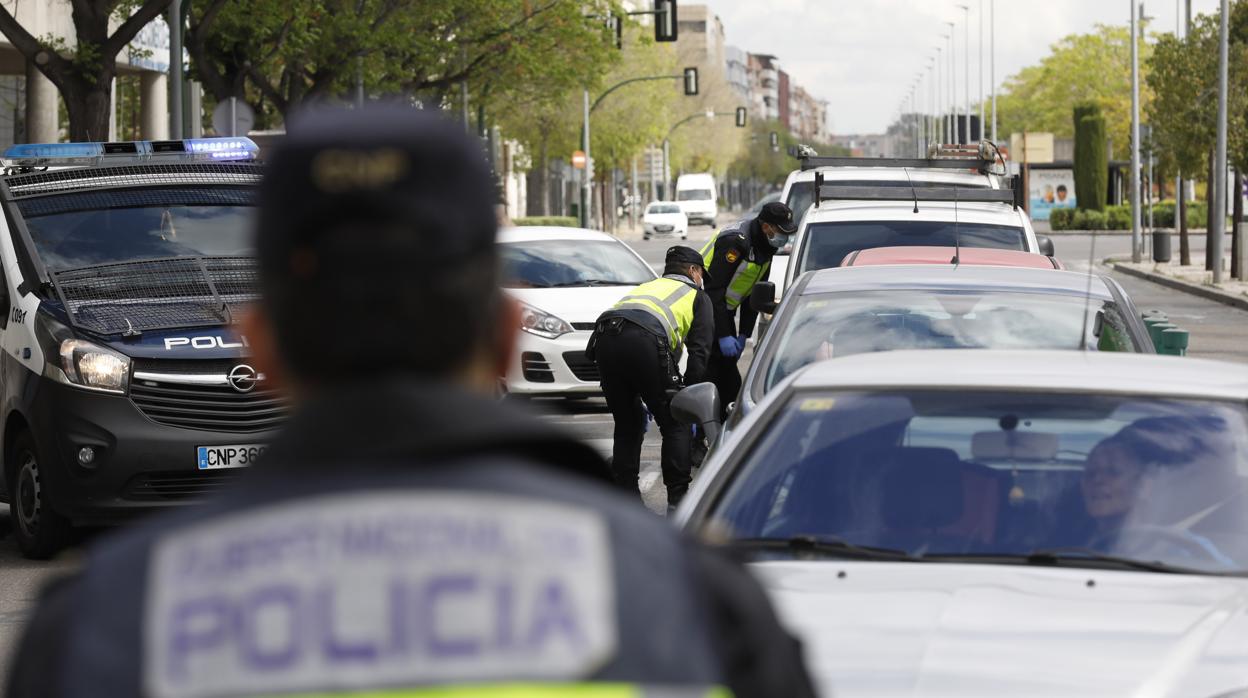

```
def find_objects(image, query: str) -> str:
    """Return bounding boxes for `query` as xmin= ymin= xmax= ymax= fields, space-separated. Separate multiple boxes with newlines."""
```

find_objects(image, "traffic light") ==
xmin=683 ymin=67 xmax=698 ymax=96
xmin=735 ymin=107 xmax=747 ymax=128
xmin=655 ymin=0 xmax=678 ymax=42
xmin=612 ymin=15 xmax=623 ymax=50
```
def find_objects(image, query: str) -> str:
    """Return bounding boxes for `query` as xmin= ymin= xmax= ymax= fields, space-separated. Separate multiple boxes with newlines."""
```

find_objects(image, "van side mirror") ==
xmin=1036 ymin=235 xmax=1055 ymax=257
xmin=671 ymin=382 xmax=722 ymax=445
xmin=749 ymin=282 xmax=777 ymax=314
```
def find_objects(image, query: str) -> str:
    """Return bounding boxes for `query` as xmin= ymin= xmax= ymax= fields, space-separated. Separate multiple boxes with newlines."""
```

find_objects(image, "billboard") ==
xmin=1029 ymin=168 xmax=1076 ymax=222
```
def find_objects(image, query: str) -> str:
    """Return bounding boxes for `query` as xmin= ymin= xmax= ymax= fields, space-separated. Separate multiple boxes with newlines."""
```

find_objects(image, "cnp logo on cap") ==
xmin=311 ymin=148 xmax=409 ymax=193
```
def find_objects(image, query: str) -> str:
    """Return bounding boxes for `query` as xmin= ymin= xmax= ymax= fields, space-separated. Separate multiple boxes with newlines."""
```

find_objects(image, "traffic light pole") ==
xmin=580 ymin=71 xmax=698 ymax=228
xmin=662 ymin=111 xmax=744 ymax=201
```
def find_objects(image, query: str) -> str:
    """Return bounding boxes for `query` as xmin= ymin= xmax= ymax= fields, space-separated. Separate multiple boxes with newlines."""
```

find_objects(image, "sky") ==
xmin=710 ymin=0 xmax=1224 ymax=135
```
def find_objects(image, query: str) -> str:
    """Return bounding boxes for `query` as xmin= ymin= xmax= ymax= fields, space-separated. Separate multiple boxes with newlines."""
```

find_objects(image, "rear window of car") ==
xmin=757 ymin=290 xmax=1140 ymax=396
xmin=797 ymin=221 xmax=1026 ymax=274
xmin=784 ymin=179 xmax=991 ymax=229
xmin=648 ymin=204 xmax=682 ymax=214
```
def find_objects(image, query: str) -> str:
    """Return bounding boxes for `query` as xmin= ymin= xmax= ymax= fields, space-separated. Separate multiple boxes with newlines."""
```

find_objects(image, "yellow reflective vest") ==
xmin=611 ymin=277 xmax=699 ymax=352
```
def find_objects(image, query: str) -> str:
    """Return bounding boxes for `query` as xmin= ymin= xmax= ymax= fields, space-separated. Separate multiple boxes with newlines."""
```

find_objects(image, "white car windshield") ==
xmin=707 ymin=390 xmax=1248 ymax=575
xmin=761 ymin=291 xmax=1139 ymax=394
xmin=500 ymin=240 xmax=654 ymax=288
xmin=798 ymin=221 xmax=1027 ymax=273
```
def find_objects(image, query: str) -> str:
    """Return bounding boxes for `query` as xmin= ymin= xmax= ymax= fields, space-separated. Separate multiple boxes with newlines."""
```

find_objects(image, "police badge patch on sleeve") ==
xmin=725 ymin=250 xmax=739 ymax=264
xmin=143 ymin=493 xmax=617 ymax=698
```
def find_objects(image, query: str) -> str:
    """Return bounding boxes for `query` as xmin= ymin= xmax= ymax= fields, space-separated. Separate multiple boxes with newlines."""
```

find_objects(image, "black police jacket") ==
xmin=7 ymin=379 xmax=816 ymax=698
xmin=704 ymin=216 xmax=777 ymax=339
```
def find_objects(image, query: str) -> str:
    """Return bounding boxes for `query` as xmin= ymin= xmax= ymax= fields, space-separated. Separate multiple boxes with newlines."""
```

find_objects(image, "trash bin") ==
xmin=1152 ymin=230 xmax=1171 ymax=263
xmin=1159 ymin=327 xmax=1189 ymax=356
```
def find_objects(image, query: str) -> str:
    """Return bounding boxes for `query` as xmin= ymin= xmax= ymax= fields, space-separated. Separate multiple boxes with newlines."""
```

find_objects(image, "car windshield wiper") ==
xmin=544 ymin=279 xmax=635 ymax=288
xmin=731 ymin=536 xmax=921 ymax=562
xmin=924 ymin=548 xmax=1220 ymax=575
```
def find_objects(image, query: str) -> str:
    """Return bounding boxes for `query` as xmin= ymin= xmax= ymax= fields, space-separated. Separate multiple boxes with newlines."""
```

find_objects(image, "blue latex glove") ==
xmin=736 ymin=334 xmax=749 ymax=353
xmin=718 ymin=335 xmax=742 ymax=357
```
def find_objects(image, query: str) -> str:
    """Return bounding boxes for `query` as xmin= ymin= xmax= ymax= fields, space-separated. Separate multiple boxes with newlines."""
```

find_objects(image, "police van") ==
xmin=0 ymin=138 xmax=273 ymax=558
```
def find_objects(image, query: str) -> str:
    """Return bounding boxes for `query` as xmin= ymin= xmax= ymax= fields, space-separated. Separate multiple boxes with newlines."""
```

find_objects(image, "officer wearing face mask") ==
xmin=699 ymin=201 xmax=797 ymax=417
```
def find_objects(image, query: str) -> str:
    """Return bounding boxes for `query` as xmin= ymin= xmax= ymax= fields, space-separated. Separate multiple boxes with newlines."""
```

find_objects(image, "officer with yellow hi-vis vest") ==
xmin=701 ymin=201 xmax=797 ymax=416
xmin=587 ymin=246 xmax=714 ymax=509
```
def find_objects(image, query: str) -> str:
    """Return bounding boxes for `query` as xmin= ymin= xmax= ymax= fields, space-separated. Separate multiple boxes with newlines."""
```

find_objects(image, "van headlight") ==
xmin=56 ymin=339 xmax=130 ymax=393
xmin=519 ymin=303 xmax=573 ymax=339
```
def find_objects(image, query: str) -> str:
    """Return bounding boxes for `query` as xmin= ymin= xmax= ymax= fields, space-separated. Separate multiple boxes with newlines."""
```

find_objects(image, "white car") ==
xmin=642 ymin=201 xmax=688 ymax=240
xmin=499 ymin=227 xmax=655 ymax=396
xmin=676 ymin=349 xmax=1248 ymax=697
xmin=767 ymin=152 xmax=1018 ymax=306
xmin=783 ymin=186 xmax=1042 ymax=295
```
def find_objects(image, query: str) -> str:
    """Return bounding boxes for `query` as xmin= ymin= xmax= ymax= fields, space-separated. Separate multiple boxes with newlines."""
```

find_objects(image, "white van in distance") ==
xmin=674 ymin=173 xmax=718 ymax=226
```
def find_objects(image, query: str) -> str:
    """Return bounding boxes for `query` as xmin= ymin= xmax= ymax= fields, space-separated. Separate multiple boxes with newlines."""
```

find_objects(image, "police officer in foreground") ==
xmin=588 ymin=246 xmax=713 ymax=510
xmin=701 ymin=201 xmax=797 ymax=416
xmin=8 ymin=107 xmax=815 ymax=698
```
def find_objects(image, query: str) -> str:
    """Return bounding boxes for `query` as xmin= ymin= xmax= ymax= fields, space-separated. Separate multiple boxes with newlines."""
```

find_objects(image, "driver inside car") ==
xmin=1081 ymin=433 xmax=1152 ymax=542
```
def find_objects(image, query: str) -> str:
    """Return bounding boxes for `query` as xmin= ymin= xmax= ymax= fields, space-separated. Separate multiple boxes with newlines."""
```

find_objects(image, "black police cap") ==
xmin=256 ymin=105 xmax=498 ymax=284
xmin=759 ymin=201 xmax=798 ymax=234
xmin=665 ymin=245 xmax=711 ymax=280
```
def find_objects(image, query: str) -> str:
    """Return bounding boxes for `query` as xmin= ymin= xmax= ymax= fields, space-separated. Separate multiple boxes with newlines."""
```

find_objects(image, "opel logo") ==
xmin=228 ymin=364 xmax=259 ymax=393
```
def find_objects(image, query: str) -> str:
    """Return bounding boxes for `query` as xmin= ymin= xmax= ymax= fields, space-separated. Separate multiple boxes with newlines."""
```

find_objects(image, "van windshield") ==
xmin=19 ymin=187 xmax=255 ymax=271
xmin=677 ymin=189 xmax=714 ymax=201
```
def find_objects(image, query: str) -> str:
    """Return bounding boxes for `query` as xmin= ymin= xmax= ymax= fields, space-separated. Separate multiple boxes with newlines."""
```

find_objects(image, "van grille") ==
xmin=130 ymin=362 xmax=288 ymax=433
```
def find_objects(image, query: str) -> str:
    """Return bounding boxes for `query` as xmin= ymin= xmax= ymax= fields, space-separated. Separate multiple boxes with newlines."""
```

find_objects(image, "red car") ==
xmin=841 ymin=245 xmax=1064 ymax=269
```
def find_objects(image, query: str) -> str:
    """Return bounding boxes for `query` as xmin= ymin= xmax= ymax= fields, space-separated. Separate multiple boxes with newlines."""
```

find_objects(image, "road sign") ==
xmin=212 ymin=98 xmax=255 ymax=137
xmin=571 ymin=150 xmax=587 ymax=169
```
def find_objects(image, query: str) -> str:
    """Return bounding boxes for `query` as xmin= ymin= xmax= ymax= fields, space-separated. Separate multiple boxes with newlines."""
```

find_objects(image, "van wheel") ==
xmin=11 ymin=432 xmax=72 ymax=559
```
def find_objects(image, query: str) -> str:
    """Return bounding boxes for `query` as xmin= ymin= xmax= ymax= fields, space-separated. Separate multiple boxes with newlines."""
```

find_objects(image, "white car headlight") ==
xmin=56 ymin=339 xmax=130 ymax=393
xmin=519 ymin=303 xmax=573 ymax=340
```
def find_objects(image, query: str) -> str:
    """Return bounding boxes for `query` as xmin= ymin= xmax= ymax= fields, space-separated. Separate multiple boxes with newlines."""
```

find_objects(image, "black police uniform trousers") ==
xmin=706 ymin=344 xmax=742 ymax=421
xmin=595 ymin=320 xmax=692 ymax=506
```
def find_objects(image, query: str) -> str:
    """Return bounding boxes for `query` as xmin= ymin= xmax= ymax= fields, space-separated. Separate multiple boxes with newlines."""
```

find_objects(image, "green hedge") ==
xmin=512 ymin=216 xmax=579 ymax=227
xmin=1048 ymin=201 xmax=1209 ymax=231
xmin=1049 ymin=208 xmax=1076 ymax=230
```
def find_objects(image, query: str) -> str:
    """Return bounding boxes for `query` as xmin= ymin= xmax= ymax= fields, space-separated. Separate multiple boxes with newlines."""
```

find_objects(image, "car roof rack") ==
xmin=815 ymin=177 xmax=1019 ymax=211
xmin=791 ymin=141 xmax=1006 ymax=175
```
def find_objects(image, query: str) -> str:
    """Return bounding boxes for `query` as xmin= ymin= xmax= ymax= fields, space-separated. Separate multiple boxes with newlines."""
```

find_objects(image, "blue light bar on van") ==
xmin=1 ymin=137 xmax=259 ymax=168
xmin=183 ymin=138 xmax=258 ymax=161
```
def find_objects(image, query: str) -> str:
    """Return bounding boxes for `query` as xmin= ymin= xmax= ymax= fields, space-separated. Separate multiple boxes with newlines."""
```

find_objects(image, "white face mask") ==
xmin=767 ymin=232 xmax=788 ymax=249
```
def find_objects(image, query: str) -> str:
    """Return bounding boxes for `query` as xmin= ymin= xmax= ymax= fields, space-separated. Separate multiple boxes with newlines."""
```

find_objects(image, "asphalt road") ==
xmin=0 ymin=220 xmax=1245 ymax=684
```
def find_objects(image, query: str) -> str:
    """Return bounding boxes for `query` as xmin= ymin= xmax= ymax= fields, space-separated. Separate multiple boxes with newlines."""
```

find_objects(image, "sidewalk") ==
xmin=1109 ymin=257 xmax=1248 ymax=311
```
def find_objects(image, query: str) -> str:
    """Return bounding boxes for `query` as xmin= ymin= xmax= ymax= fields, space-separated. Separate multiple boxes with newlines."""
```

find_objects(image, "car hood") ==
xmin=504 ymin=286 xmax=639 ymax=324
xmin=644 ymin=213 xmax=687 ymax=225
xmin=753 ymin=561 xmax=1248 ymax=698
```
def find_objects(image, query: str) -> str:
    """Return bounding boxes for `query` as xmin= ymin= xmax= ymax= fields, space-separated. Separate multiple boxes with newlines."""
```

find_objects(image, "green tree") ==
xmin=0 ymin=0 xmax=172 ymax=140
xmin=1073 ymin=103 xmax=1108 ymax=211
xmin=996 ymin=24 xmax=1152 ymax=160
xmin=187 ymin=0 xmax=620 ymax=123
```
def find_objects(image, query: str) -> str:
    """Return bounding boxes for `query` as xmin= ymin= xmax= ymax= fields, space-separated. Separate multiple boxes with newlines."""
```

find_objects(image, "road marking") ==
xmin=639 ymin=471 xmax=660 ymax=493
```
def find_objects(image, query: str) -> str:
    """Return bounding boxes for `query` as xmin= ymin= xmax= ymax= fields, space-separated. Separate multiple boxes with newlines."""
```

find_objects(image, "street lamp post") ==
xmin=935 ymin=46 xmax=944 ymax=144
xmin=945 ymin=23 xmax=955 ymax=142
xmin=1130 ymin=0 xmax=1142 ymax=262
xmin=958 ymin=4 xmax=971 ymax=143
xmin=928 ymin=57 xmax=937 ymax=152
xmin=1213 ymin=0 xmax=1229 ymax=282
xmin=990 ymin=0 xmax=997 ymax=142
xmin=979 ymin=0 xmax=984 ymax=140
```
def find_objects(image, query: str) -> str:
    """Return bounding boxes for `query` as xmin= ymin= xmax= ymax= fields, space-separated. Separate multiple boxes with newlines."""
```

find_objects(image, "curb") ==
xmin=1109 ymin=261 xmax=1248 ymax=312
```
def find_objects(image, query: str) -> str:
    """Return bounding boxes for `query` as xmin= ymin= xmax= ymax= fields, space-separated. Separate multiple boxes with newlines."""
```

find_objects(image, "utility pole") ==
xmin=1130 ymin=0 xmax=1142 ymax=263
xmin=991 ymin=0 xmax=997 ymax=142
xmin=168 ymin=0 xmax=183 ymax=139
xmin=1213 ymin=0 xmax=1229 ymax=283
xmin=928 ymin=58 xmax=937 ymax=152
xmin=958 ymin=4 xmax=970 ymax=143
xmin=582 ymin=89 xmax=591 ymax=229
